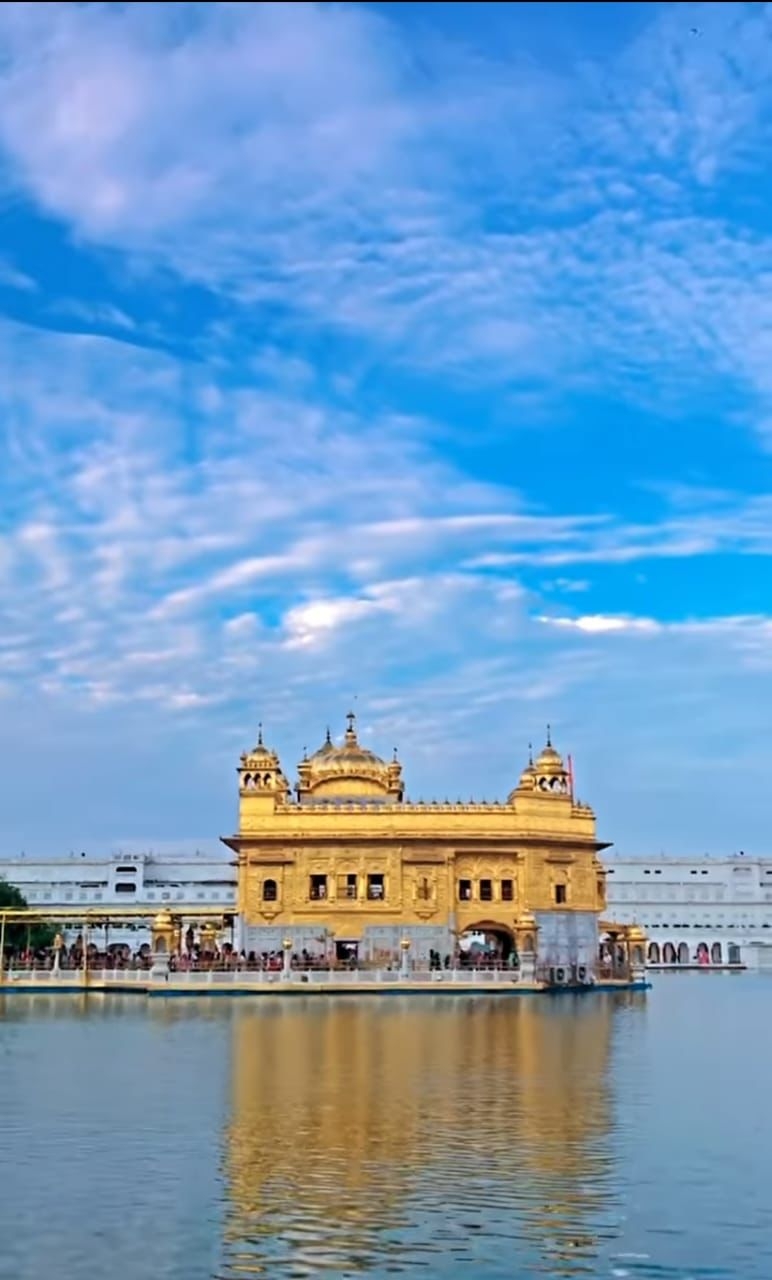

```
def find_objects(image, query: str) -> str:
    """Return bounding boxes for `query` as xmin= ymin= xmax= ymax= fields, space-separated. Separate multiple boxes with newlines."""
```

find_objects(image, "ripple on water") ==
xmin=1 ymin=988 xmax=772 ymax=1279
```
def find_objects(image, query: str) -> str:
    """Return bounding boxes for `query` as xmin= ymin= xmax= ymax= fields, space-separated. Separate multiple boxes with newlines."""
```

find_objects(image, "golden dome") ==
xmin=534 ymin=729 xmax=565 ymax=777
xmin=309 ymin=727 xmax=336 ymax=759
xmin=517 ymin=762 xmax=536 ymax=791
xmin=152 ymin=910 xmax=174 ymax=930
xmin=508 ymin=731 xmax=570 ymax=802
xmin=506 ymin=745 xmax=536 ymax=802
xmin=241 ymin=724 xmax=280 ymax=768
xmin=625 ymin=924 xmax=647 ymax=942
xmin=298 ymin=713 xmax=404 ymax=802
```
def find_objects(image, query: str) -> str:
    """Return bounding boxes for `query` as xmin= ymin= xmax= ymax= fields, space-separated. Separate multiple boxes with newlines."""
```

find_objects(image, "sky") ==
xmin=1 ymin=1 xmax=772 ymax=857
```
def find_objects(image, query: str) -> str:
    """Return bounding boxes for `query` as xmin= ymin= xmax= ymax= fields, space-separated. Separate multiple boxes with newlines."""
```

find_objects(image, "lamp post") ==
xmin=282 ymin=937 xmax=293 ymax=977
xmin=0 ymin=912 xmax=6 ymax=985
xmin=52 ymin=933 xmax=64 ymax=976
xmin=399 ymin=937 xmax=411 ymax=978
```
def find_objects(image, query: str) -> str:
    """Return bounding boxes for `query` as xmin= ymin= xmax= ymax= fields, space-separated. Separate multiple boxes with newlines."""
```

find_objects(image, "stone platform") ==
xmin=0 ymin=969 xmax=649 ymax=998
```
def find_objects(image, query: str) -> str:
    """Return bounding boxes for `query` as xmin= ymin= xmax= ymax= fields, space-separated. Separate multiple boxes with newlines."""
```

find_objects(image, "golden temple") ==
xmin=221 ymin=713 xmax=630 ymax=979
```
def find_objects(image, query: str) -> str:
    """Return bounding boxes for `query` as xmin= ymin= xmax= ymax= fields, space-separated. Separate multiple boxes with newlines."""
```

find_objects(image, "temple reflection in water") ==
xmin=216 ymin=993 xmax=645 ymax=1277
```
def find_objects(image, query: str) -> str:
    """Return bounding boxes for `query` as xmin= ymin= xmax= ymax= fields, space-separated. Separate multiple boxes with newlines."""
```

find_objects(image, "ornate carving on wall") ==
xmin=226 ymin=724 xmax=608 ymax=933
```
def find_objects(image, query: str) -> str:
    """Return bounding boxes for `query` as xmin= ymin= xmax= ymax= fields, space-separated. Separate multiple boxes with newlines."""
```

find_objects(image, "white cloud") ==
xmin=2 ymin=6 xmax=772 ymax=853
xmin=538 ymin=610 xmax=772 ymax=648
xmin=3 ymin=2 xmax=772 ymax=433
xmin=283 ymin=596 xmax=387 ymax=650
xmin=538 ymin=614 xmax=662 ymax=635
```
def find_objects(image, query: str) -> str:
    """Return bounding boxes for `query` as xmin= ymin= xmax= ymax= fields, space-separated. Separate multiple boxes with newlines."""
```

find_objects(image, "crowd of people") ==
xmin=3 ymin=938 xmax=520 ymax=973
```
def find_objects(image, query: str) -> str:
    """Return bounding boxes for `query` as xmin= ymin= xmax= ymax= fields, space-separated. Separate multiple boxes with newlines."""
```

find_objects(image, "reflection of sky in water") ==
xmin=2 ymin=981 xmax=772 ymax=1278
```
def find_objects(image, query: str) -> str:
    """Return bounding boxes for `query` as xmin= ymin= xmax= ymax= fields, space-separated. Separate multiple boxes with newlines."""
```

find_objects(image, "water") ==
xmin=1 ymin=978 xmax=770 ymax=1280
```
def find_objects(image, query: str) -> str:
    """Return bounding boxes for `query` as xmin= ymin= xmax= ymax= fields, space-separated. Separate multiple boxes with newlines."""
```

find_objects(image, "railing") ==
xmin=4 ymin=966 xmax=525 ymax=987
xmin=2 ymin=967 xmax=148 ymax=984
xmin=2 ymin=965 xmax=646 ymax=990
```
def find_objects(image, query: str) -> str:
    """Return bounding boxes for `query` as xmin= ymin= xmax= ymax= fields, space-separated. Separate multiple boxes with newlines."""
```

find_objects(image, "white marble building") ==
xmin=4 ymin=849 xmax=772 ymax=969
xmin=605 ymin=855 xmax=772 ymax=971
xmin=0 ymin=852 xmax=237 ymax=950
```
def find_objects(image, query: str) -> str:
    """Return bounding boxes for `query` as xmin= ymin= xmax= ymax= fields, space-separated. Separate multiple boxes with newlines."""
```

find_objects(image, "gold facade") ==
xmin=223 ymin=715 xmax=609 ymax=967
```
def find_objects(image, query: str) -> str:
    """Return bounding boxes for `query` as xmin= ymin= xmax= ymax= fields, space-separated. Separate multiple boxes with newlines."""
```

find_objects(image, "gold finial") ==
xmin=528 ymin=741 xmax=533 ymax=766
xmin=345 ymin=710 xmax=357 ymax=741
xmin=257 ymin=722 xmax=263 ymax=746
xmin=546 ymin=723 xmax=552 ymax=747
xmin=302 ymin=745 xmax=308 ymax=761
xmin=325 ymin=726 xmax=332 ymax=745
xmin=393 ymin=746 xmax=399 ymax=762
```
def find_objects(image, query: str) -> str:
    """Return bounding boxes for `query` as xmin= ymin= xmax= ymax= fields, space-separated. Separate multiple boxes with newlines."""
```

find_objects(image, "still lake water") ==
xmin=1 ymin=977 xmax=770 ymax=1280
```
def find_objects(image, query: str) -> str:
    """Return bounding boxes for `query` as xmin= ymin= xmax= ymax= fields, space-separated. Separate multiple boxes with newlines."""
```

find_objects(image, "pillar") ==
xmin=282 ymin=937 xmax=293 ymax=977
xmin=200 ymin=921 xmax=218 ymax=959
xmin=626 ymin=925 xmax=647 ymax=984
xmin=514 ymin=913 xmax=539 ymax=984
xmin=150 ymin=910 xmax=175 ymax=979
xmin=399 ymin=938 xmax=411 ymax=978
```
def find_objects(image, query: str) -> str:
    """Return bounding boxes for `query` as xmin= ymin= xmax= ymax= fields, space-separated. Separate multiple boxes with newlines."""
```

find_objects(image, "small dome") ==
xmin=247 ymin=724 xmax=274 ymax=757
xmin=242 ymin=724 xmax=282 ymax=769
xmin=507 ymin=747 xmax=537 ymax=802
xmin=516 ymin=763 xmax=536 ymax=791
xmin=308 ymin=727 xmax=337 ymax=761
xmin=534 ymin=728 xmax=566 ymax=777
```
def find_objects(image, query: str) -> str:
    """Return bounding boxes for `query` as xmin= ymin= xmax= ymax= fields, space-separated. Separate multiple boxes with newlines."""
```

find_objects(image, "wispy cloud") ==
xmin=0 ymin=256 xmax=36 ymax=291
xmin=2 ymin=2 xmax=772 ymax=425
xmin=0 ymin=4 xmax=771 ymax=852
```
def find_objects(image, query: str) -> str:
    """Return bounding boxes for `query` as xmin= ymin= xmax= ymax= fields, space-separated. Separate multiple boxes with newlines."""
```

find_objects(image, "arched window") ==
xmin=648 ymin=941 xmax=660 ymax=963
xmin=677 ymin=942 xmax=690 ymax=964
xmin=263 ymin=773 xmax=272 ymax=787
xmin=243 ymin=774 xmax=253 ymax=789
xmin=711 ymin=942 xmax=722 ymax=964
xmin=263 ymin=879 xmax=277 ymax=902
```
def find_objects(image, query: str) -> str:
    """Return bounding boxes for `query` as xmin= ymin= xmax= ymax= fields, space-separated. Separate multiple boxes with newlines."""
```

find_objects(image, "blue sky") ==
xmin=1 ymin=1 xmax=772 ymax=856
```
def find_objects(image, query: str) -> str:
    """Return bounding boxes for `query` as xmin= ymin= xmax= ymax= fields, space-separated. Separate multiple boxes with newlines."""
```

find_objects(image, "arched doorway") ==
xmin=696 ymin=942 xmax=709 ymax=966
xmin=648 ymin=941 xmax=660 ymax=964
xmin=662 ymin=942 xmax=676 ymax=964
xmin=711 ymin=942 xmax=722 ymax=964
xmin=728 ymin=943 xmax=741 ymax=965
xmin=458 ymin=922 xmax=516 ymax=967
xmin=677 ymin=942 xmax=690 ymax=965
